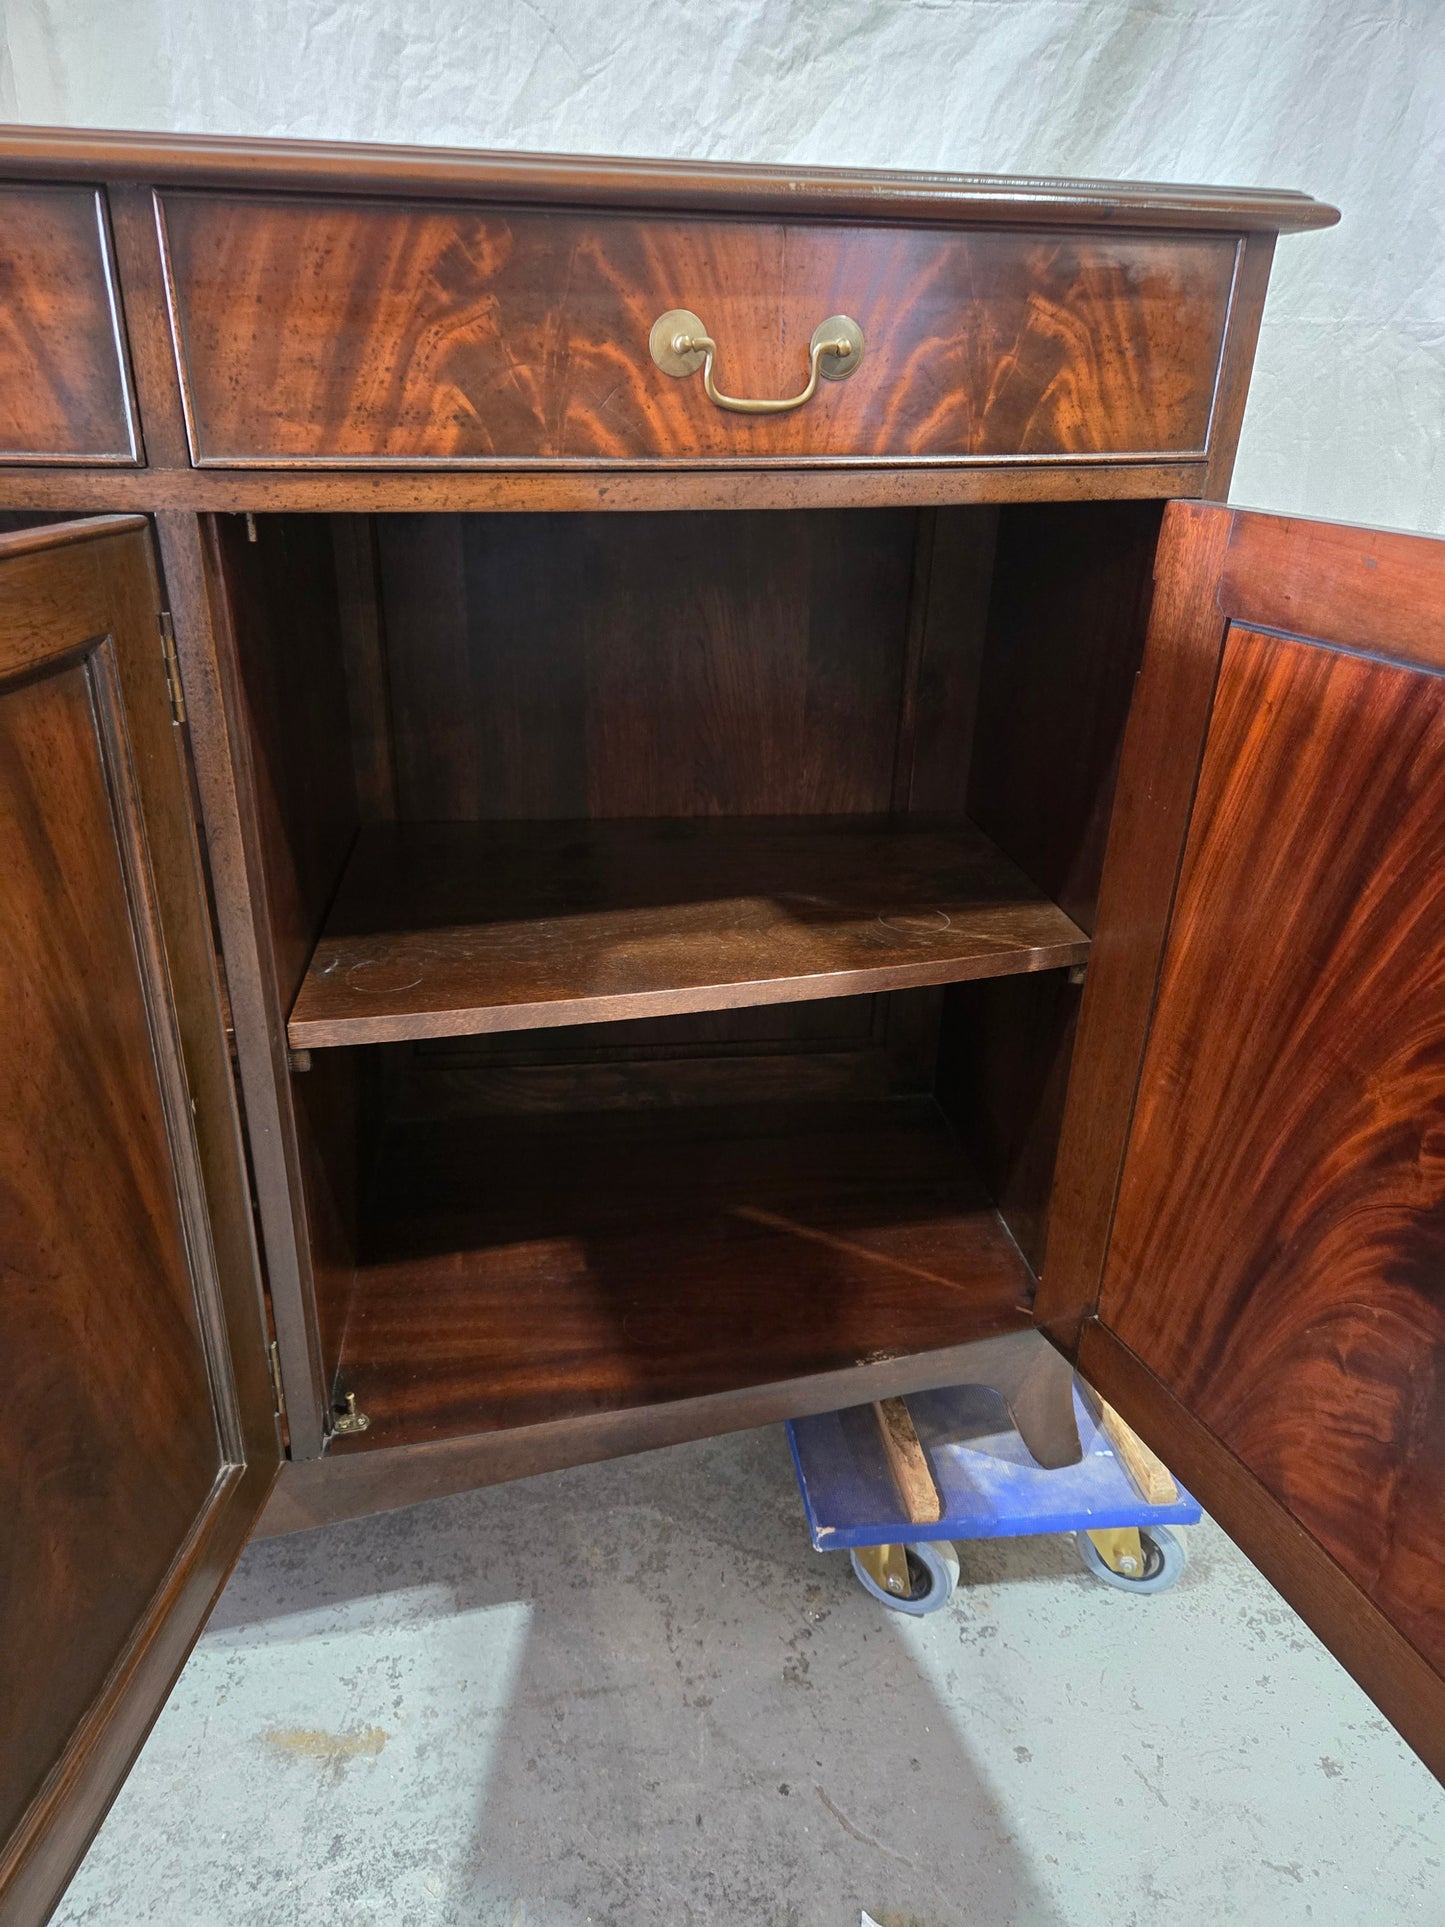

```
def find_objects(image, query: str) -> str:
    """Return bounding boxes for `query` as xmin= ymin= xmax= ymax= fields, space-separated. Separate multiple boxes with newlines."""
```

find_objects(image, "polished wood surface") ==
xmin=154 ymin=511 xmax=332 ymax=1459
xmin=1101 ymin=618 xmax=1445 ymax=1674
xmin=1079 ymin=1325 xmax=1445 ymax=1784
xmin=160 ymin=194 xmax=1238 ymax=467
xmin=330 ymin=1098 xmax=1034 ymax=1451
xmin=0 ymin=125 xmax=1340 ymax=231
xmin=0 ymin=187 xmax=137 ymax=465
xmin=376 ymin=509 xmax=921 ymax=820
xmin=288 ymin=816 xmax=1088 ymax=1048
xmin=0 ymin=520 xmax=275 ymax=1923
xmin=969 ymin=500 xmax=1162 ymax=931
xmin=1038 ymin=501 xmax=1233 ymax=1341
xmin=1221 ymin=511 xmax=1445 ymax=667
xmin=0 ymin=458 xmax=1211 ymax=515
xmin=260 ymin=1326 xmax=1071 ymax=1536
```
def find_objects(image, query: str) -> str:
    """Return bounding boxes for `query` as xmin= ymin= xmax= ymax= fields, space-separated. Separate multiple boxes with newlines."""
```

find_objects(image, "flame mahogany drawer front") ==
xmin=0 ymin=186 xmax=139 ymax=464
xmin=157 ymin=191 xmax=1241 ymax=468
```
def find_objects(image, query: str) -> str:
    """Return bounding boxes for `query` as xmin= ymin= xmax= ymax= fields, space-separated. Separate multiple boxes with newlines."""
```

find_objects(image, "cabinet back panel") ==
xmin=375 ymin=509 xmax=921 ymax=820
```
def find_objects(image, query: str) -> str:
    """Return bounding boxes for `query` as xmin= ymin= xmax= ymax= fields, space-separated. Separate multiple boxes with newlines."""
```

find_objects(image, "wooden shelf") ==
xmin=288 ymin=816 xmax=1089 ymax=1048
xmin=330 ymin=1098 xmax=1036 ymax=1452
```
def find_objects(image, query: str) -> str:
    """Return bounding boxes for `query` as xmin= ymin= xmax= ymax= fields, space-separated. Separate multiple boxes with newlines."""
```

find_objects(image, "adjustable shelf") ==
xmin=288 ymin=815 xmax=1089 ymax=1049
xmin=328 ymin=1097 xmax=1036 ymax=1452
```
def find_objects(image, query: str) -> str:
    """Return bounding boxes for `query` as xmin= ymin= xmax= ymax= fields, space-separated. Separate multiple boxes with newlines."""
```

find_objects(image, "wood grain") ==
xmin=1079 ymin=1324 xmax=1445 ymax=1785
xmin=968 ymin=499 xmax=1164 ymax=932
xmin=258 ymin=1327 xmax=1068 ymax=1536
xmin=159 ymin=193 xmax=1239 ymax=467
xmin=0 ymin=186 xmax=138 ymax=464
xmin=1037 ymin=501 xmax=1233 ymax=1340
xmin=0 ymin=126 xmax=1340 ymax=232
xmin=376 ymin=508 xmax=920 ymax=821
xmin=1222 ymin=512 xmax=1445 ymax=669
xmin=0 ymin=458 xmax=1211 ymax=516
xmin=287 ymin=816 xmax=1089 ymax=1048
xmin=874 ymin=1397 xmax=943 ymax=1523
xmin=0 ymin=520 xmax=275 ymax=1917
xmin=153 ymin=511 xmax=331 ymax=1459
xmin=1100 ymin=622 xmax=1445 ymax=1675
xmin=330 ymin=1097 xmax=1034 ymax=1451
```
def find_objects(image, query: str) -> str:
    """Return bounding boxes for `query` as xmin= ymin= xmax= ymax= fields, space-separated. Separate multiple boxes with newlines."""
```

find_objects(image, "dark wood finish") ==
xmin=968 ymin=499 xmax=1164 ymax=932
xmin=329 ymin=1097 xmax=1040 ymax=1448
xmin=0 ymin=124 xmax=1341 ymax=231
xmin=0 ymin=459 xmax=1210 ymax=514
xmin=1201 ymin=231 xmax=1275 ymax=499
xmin=160 ymin=192 xmax=1239 ymax=468
xmin=937 ymin=970 xmax=1082 ymax=1276
xmin=289 ymin=816 xmax=1089 ymax=1049
xmin=1220 ymin=511 xmax=1445 ymax=665
xmin=1101 ymin=618 xmax=1445 ymax=1674
xmin=103 ymin=184 xmax=192 ymax=470
xmin=381 ymin=995 xmax=937 ymax=1121
xmin=377 ymin=509 xmax=920 ymax=821
xmin=0 ymin=187 xmax=138 ymax=465
xmin=153 ymin=511 xmax=331 ymax=1458
xmin=1079 ymin=1324 xmax=1445 ymax=1784
xmin=331 ymin=515 xmax=398 ymax=821
xmin=892 ymin=506 xmax=997 ymax=813
xmin=259 ymin=1325 xmax=1071 ymax=1537
xmin=1037 ymin=501 xmax=1233 ymax=1340
xmin=0 ymin=519 xmax=276 ymax=1924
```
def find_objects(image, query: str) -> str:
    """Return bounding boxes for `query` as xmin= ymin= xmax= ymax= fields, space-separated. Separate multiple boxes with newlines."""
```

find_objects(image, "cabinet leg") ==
xmin=983 ymin=1330 xmax=1083 ymax=1469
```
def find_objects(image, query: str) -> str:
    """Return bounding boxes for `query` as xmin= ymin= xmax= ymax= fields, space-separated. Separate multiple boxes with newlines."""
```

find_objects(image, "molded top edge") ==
xmin=0 ymin=125 xmax=1341 ymax=232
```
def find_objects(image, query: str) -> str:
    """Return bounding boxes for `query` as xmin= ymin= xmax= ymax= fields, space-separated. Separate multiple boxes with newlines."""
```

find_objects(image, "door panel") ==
xmin=0 ymin=519 xmax=276 ymax=1926
xmin=1049 ymin=502 xmax=1445 ymax=1776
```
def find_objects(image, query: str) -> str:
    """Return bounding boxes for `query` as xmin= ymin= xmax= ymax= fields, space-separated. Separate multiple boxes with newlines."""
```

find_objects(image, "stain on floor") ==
xmin=52 ymin=1425 xmax=1445 ymax=1926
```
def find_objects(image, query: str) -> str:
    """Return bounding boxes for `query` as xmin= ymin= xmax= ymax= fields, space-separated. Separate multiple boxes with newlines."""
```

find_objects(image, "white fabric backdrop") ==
xmin=2 ymin=0 xmax=1441 ymax=532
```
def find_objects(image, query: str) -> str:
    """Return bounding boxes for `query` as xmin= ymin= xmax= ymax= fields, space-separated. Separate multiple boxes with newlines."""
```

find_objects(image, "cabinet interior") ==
xmin=222 ymin=499 xmax=1163 ymax=1451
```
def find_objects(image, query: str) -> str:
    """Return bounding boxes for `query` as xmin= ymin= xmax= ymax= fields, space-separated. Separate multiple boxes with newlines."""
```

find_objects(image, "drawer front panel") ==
xmin=159 ymin=192 xmax=1238 ymax=468
xmin=0 ymin=187 xmax=139 ymax=464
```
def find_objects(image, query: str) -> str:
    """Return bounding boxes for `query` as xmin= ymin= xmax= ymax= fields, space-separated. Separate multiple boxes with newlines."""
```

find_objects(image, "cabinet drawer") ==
xmin=159 ymin=192 xmax=1239 ymax=469
xmin=0 ymin=186 xmax=139 ymax=464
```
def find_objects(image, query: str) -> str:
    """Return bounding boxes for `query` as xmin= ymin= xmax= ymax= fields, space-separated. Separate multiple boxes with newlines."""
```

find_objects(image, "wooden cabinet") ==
xmin=0 ymin=126 xmax=1439 ymax=1922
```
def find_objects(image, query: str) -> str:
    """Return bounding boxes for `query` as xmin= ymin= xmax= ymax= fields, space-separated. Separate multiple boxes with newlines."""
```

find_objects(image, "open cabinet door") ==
xmin=0 ymin=519 xmax=278 ymax=1925
xmin=1045 ymin=501 xmax=1445 ymax=1776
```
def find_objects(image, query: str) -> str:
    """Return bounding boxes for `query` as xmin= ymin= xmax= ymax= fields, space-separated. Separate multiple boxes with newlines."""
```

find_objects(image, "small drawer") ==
xmin=159 ymin=191 xmax=1238 ymax=469
xmin=0 ymin=187 xmax=139 ymax=464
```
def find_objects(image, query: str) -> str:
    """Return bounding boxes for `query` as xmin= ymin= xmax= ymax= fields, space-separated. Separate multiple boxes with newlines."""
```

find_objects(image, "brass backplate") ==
xmin=813 ymin=314 xmax=865 ymax=380
xmin=649 ymin=308 xmax=708 ymax=377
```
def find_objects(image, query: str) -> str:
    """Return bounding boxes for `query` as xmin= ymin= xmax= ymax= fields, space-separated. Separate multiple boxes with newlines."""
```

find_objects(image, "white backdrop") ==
xmin=2 ymin=0 xmax=1441 ymax=532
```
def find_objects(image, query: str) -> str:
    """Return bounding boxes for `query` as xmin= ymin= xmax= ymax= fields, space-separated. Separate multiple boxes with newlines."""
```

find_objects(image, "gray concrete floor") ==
xmin=56 ymin=1425 xmax=1442 ymax=1927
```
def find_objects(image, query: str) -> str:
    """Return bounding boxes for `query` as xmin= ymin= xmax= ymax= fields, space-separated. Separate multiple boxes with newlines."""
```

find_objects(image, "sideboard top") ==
xmin=0 ymin=124 xmax=1340 ymax=232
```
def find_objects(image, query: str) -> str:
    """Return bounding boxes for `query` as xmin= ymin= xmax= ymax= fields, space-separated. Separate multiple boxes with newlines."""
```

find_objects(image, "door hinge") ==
xmin=267 ymin=1339 xmax=287 ymax=1424
xmin=158 ymin=610 xmax=187 ymax=725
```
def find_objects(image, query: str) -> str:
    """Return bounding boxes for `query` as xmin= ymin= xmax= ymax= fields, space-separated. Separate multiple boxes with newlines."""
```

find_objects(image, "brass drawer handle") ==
xmin=649 ymin=308 xmax=865 ymax=415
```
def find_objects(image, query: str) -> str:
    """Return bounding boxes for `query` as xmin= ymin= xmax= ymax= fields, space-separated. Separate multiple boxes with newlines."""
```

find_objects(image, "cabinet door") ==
xmin=0 ymin=518 xmax=277 ymax=1925
xmin=1045 ymin=502 xmax=1445 ymax=1776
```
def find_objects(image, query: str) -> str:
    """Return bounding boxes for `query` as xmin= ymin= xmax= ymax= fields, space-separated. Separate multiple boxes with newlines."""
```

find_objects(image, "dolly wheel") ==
xmin=1077 ymin=1526 xmax=1188 ymax=1593
xmin=850 ymin=1541 xmax=960 ymax=1615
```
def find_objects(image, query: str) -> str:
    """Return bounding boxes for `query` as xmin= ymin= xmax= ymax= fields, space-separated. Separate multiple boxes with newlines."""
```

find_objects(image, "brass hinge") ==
xmin=158 ymin=611 xmax=186 ymax=725
xmin=267 ymin=1340 xmax=287 ymax=1423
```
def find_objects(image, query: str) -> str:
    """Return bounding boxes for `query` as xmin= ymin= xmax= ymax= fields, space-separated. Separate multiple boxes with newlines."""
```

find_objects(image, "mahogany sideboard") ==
xmin=1 ymin=125 xmax=1441 ymax=1924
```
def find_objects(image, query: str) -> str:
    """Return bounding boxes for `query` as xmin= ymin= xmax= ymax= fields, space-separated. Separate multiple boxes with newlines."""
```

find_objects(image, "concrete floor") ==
xmin=56 ymin=1425 xmax=1442 ymax=1927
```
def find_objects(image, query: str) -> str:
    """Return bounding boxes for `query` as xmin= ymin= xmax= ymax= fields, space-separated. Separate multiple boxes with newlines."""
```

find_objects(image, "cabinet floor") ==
xmin=55 ymin=1426 xmax=1442 ymax=1927
xmin=332 ymin=1097 xmax=1034 ymax=1450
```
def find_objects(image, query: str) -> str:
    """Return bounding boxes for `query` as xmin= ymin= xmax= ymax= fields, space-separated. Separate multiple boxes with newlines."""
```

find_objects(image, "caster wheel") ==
xmin=1076 ymin=1526 xmax=1188 ymax=1593
xmin=850 ymin=1541 xmax=960 ymax=1616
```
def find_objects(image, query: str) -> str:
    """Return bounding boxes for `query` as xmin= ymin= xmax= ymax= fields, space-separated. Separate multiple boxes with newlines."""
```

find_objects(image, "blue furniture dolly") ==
xmin=787 ymin=1380 xmax=1202 ymax=1614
